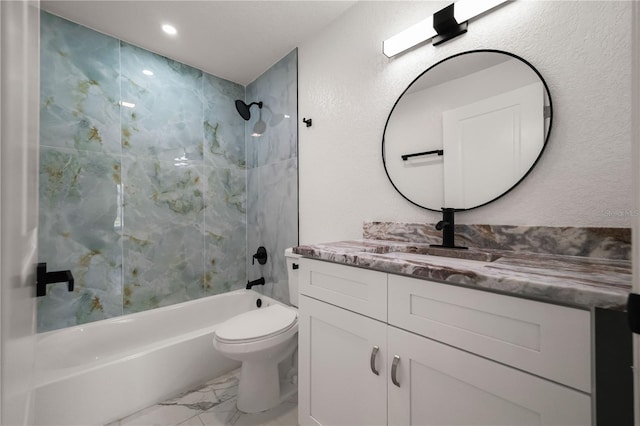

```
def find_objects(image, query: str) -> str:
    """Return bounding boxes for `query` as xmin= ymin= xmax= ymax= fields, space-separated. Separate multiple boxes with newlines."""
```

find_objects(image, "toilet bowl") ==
xmin=212 ymin=248 xmax=302 ymax=413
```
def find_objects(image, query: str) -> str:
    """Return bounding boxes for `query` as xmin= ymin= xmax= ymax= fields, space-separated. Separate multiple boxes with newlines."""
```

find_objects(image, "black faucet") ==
xmin=246 ymin=277 xmax=265 ymax=290
xmin=252 ymin=246 xmax=268 ymax=265
xmin=430 ymin=208 xmax=467 ymax=250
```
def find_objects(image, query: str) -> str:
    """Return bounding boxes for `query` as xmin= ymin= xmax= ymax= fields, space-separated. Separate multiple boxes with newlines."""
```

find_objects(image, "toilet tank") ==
xmin=284 ymin=248 xmax=303 ymax=307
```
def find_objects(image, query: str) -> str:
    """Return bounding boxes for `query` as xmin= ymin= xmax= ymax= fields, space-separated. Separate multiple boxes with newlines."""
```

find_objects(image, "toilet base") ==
xmin=237 ymin=361 xmax=298 ymax=414
xmin=237 ymin=360 xmax=279 ymax=413
xmin=236 ymin=341 xmax=297 ymax=414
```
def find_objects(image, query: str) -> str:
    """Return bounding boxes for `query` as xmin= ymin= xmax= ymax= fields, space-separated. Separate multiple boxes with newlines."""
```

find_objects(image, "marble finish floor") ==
xmin=107 ymin=369 xmax=298 ymax=426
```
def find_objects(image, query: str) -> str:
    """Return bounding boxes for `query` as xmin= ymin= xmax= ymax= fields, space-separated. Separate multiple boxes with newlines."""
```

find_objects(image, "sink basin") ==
xmin=389 ymin=247 xmax=503 ymax=262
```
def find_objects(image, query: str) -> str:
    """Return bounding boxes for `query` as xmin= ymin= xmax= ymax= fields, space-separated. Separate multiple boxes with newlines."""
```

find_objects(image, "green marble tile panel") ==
xmin=122 ymin=156 xmax=206 ymax=314
xmin=246 ymin=49 xmax=297 ymax=169
xmin=38 ymin=13 xmax=257 ymax=329
xmin=40 ymin=12 xmax=121 ymax=154
xmin=204 ymin=166 xmax=247 ymax=295
xmin=245 ymin=50 xmax=298 ymax=303
xmin=37 ymin=146 xmax=123 ymax=332
xmin=246 ymin=158 xmax=298 ymax=304
xmin=203 ymin=73 xmax=246 ymax=170
xmin=122 ymin=225 xmax=207 ymax=313
xmin=120 ymin=42 xmax=204 ymax=162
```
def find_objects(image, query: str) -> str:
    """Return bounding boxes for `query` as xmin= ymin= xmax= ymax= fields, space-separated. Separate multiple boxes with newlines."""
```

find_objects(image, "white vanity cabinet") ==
xmin=298 ymin=258 xmax=593 ymax=426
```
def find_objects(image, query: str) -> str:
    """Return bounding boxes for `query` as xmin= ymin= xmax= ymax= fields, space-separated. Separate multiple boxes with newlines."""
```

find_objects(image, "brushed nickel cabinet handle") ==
xmin=370 ymin=346 xmax=380 ymax=376
xmin=391 ymin=355 xmax=401 ymax=387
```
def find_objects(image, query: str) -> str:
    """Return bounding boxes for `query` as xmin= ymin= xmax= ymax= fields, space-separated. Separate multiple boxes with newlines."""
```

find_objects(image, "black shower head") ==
xmin=235 ymin=100 xmax=263 ymax=121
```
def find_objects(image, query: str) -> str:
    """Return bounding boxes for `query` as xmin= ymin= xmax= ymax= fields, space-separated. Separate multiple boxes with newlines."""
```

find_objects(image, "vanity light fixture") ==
xmin=383 ymin=0 xmax=511 ymax=57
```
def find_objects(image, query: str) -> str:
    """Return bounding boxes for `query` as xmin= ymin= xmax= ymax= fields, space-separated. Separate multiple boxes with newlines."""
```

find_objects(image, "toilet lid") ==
xmin=215 ymin=304 xmax=297 ymax=343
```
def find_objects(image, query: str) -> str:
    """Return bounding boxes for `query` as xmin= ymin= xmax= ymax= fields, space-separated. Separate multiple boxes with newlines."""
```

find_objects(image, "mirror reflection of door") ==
xmin=443 ymin=81 xmax=544 ymax=208
xmin=382 ymin=50 xmax=552 ymax=211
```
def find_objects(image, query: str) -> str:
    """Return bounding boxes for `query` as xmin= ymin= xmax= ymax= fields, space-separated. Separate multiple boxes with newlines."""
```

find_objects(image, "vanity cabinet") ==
xmin=298 ymin=258 xmax=592 ymax=426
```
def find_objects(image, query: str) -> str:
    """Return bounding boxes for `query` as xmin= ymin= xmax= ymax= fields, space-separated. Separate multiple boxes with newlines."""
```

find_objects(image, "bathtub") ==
xmin=34 ymin=289 xmax=278 ymax=426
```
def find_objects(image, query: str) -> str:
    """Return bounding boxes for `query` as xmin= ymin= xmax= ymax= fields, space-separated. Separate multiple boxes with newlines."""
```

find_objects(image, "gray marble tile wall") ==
xmin=245 ymin=50 xmax=298 ymax=304
xmin=38 ymin=12 xmax=247 ymax=331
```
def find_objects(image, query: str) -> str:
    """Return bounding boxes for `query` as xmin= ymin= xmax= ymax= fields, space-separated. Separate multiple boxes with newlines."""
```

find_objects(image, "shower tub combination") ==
xmin=34 ymin=289 xmax=280 ymax=425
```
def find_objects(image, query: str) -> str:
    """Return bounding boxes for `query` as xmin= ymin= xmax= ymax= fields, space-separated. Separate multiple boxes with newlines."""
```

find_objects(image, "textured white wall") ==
xmin=298 ymin=1 xmax=633 ymax=244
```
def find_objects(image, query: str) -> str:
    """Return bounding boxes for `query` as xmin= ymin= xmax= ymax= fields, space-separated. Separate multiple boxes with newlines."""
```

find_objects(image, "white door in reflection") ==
xmin=443 ymin=81 xmax=544 ymax=209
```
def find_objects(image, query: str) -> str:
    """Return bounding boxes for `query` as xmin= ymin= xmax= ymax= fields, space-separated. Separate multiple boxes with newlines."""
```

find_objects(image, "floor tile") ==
xmin=197 ymin=399 xmax=241 ymax=426
xmin=114 ymin=369 xmax=298 ymax=426
xmin=260 ymin=403 xmax=298 ymax=426
xmin=120 ymin=404 xmax=197 ymax=426
xmin=177 ymin=415 xmax=205 ymax=426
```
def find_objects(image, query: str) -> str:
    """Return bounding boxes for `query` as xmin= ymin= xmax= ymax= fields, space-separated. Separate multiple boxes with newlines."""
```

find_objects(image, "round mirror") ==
xmin=382 ymin=49 xmax=552 ymax=211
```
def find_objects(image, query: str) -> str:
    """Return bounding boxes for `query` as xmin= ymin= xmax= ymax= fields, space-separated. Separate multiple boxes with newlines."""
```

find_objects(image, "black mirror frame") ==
xmin=382 ymin=49 xmax=554 ymax=212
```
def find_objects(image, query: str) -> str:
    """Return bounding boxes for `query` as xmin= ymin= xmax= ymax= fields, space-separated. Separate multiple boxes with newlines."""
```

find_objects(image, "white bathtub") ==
xmin=34 ymin=289 xmax=278 ymax=426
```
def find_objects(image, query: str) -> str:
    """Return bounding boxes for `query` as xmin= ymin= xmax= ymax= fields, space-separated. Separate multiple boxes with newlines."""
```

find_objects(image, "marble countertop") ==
xmin=293 ymin=239 xmax=632 ymax=310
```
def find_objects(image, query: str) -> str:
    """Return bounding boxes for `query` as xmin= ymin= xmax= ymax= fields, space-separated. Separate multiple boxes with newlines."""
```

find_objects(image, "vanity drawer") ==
xmin=388 ymin=274 xmax=591 ymax=393
xmin=298 ymin=258 xmax=387 ymax=321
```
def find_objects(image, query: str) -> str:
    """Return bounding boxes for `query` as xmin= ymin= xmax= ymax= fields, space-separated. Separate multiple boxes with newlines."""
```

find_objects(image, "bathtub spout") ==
xmin=246 ymin=277 xmax=265 ymax=290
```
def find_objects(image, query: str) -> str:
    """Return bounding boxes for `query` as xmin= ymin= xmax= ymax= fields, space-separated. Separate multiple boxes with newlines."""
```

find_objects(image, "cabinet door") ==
xmin=299 ymin=295 xmax=387 ymax=426
xmin=388 ymin=326 xmax=591 ymax=426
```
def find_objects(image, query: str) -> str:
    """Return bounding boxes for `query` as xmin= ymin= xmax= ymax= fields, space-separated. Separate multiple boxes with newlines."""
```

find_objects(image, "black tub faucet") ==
xmin=430 ymin=208 xmax=467 ymax=250
xmin=246 ymin=277 xmax=265 ymax=290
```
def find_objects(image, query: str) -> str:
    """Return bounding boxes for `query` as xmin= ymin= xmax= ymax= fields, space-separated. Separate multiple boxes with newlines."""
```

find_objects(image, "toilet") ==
xmin=213 ymin=248 xmax=302 ymax=413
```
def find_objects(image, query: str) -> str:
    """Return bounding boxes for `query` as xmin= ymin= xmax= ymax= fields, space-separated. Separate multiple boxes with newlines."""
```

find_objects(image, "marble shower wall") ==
xmin=38 ymin=12 xmax=246 ymax=332
xmin=246 ymin=50 xmax=298 ymax=304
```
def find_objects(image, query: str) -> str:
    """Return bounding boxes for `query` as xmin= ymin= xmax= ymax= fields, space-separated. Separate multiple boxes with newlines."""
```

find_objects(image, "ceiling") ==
xmin=41 ymin=0 xmax=357 ymax=86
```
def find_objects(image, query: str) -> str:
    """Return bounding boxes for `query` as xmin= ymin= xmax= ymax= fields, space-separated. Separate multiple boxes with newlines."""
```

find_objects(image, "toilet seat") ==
xmin=215 ymin=304 xmax=297 ymax=344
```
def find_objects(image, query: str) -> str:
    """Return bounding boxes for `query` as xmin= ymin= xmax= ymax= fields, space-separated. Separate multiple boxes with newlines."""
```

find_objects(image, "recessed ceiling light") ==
xmin=142 ymin=69 xmax=154 ymax=76
xmin=162 ymin=24 xmax=177 ymax=35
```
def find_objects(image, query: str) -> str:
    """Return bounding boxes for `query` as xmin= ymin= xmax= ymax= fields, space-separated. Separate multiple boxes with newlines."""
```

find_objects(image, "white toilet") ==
xmin=213 ymin=248 xmax=302 ymax=413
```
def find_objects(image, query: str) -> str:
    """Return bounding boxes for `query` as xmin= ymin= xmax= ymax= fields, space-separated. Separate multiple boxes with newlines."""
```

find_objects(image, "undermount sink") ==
xmin=388 ymin=247 xmax=503 ymax=262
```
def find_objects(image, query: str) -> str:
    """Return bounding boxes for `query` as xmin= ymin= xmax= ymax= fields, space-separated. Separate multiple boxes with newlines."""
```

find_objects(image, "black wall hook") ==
xmin=302 ymin=118 xmax=312 ymax=127
xmin=36 ymin=262 xmax=74 ymax=297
